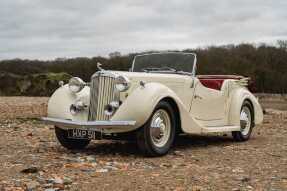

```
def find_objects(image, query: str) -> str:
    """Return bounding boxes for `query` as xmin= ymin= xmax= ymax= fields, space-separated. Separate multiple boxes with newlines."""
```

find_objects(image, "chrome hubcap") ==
xmin=240 ymin=106 xmax=251 ymax=136
xmin=150 ymin=109 xmax=171 ymax=148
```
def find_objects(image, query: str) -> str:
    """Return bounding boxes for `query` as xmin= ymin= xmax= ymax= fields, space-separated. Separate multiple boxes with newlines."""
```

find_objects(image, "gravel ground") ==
xmin=0 ymin=96 xmax=286 ymax=191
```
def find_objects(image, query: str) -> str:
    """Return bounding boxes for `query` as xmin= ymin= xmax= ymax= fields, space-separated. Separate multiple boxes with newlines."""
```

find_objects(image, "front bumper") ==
xmin=41 ymin=117 xmax=136 ymax=131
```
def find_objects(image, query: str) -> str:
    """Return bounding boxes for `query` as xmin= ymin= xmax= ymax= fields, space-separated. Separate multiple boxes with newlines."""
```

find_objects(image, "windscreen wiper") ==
xmin=142 ymin=67 xmax=177 ymax=72
xmin=158 ymin=66 xmax=177 ymax=72
xmin=141 ymin=67 xmax=161 ymax=72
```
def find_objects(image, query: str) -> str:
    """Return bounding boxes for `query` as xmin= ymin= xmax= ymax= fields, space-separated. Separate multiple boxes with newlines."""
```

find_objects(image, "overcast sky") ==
xmin=0 ymin=0 xmax=286 ymax=60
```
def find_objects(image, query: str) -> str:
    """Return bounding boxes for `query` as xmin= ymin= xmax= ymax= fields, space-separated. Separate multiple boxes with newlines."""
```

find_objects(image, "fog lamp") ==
xmin=104 ymin=101 xmax=120 ymax=116
xmin=70 ymin=100 xmax=87 ymax=115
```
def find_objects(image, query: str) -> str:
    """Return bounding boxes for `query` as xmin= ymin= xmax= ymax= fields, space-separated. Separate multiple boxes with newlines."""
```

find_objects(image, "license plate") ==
xmin=68 ymin=129 xmax=98 ymax=140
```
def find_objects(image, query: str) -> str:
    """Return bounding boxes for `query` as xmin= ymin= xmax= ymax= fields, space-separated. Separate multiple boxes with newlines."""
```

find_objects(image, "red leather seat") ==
xmin=199 ymin=79 xmax=225 ymax=90
xmin=197 ymin=75 xmax=244 ymax=91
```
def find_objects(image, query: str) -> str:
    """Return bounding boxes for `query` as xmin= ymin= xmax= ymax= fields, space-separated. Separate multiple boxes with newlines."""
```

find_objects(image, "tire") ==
xmin=232 ymin=100 xmax=254 ymax=141
xmin=55 ymin=127 xmax=90 ymax=150
xmin=136 ymin=100 xmax=176 ymax=156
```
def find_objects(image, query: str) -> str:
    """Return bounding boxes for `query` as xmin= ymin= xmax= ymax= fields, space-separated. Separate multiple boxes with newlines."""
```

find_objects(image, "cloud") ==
xmin=0 ymin=0 xmax=286 ymax=59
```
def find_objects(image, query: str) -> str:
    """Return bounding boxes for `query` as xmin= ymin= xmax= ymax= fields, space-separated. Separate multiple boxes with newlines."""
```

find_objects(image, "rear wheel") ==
xmin=232 ymin=101 xmax=254 ymax=141
xmin=55 ymin=127 xmax=90 ymax=150
xmin=136 ymin=101 xmax=176 ymax=156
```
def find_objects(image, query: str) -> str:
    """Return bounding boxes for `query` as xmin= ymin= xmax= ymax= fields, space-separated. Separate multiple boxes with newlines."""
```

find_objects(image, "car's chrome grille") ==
xmin=88 ymin=72 xmax=118 ymax=121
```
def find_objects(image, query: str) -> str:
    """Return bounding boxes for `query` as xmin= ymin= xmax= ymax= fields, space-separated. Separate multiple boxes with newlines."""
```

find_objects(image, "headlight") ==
xmin=115 ymin=75 xmax=130 ymax=92
xmin=68 ymin=77 xmax=85 ymax=93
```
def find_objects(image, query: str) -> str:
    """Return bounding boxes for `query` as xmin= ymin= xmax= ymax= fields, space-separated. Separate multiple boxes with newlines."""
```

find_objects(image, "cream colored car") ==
xmin=42 ymin=52 xmax=263 ymax=156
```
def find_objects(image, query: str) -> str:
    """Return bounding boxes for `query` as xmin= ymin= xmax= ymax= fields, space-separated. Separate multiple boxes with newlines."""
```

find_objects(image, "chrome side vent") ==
xmin=88 ymin=72 xmax=119 ymax=121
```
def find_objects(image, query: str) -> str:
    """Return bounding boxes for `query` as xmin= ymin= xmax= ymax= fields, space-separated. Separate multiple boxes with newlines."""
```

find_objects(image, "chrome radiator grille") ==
xmin=88 ymin=73 xmax=118 ymax=121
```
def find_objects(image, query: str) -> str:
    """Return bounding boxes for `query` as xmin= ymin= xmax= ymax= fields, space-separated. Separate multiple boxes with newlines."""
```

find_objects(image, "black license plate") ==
xmin=68 ymin=129 xmax=98 ymax=140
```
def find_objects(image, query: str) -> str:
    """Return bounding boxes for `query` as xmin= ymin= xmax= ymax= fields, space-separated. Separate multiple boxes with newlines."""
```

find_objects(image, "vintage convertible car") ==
xmin=42 ymin=52 xmax=263 ymax=156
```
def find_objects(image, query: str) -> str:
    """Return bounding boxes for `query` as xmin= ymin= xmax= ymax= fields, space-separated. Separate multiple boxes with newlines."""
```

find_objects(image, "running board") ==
xmin=202 ymin=125 xmax=240 ymax=133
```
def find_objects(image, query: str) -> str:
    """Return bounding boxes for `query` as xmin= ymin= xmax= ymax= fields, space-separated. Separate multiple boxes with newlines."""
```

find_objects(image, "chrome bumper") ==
xmin=41 ymin=117 xmax=136 ymax=130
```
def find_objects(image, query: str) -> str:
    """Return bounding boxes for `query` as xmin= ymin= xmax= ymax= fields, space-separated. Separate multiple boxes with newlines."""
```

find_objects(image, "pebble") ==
xmin=232 ymin=168 xmax=244 ymax=173
xmin=75 ymin=157 xmax=85 ymax=163
xmin=25 ymin=181 xmax=40 ymax=191
xmin=86 ymin=156 xmax=97 ymax=163
xmin=47 ymin=178 xmax=63 ymax=184
xmin=271 ymin=176 xmax=277 ymax=180
xmin=44 ymin=189 xmax=58 ymax=191
xmin=239 ymin=176 xmax=251 ymax=182
xmin=173 ymin=150 xmax=184 ymax=156
xmin=43 ymin=183 xmax=53 ymax=188
xmin=53 ymin=177 xmax=64 ymax=184
xmin=96 ymin=168 xmax=108 ymax=173
xmin=104 ymin=165 xmax=119 ymax=171
xmin=21 ymin=166 xmax=39 ymax=174
xmin=63 ymin=177 xmax=73 ymax=185
xmin=160 ymin=163 xmax=173 ymax=168
xmin=143 ymin=164 xmax=154 ymax=169
xmin=246 ymin=185 xmax=253 ymax=190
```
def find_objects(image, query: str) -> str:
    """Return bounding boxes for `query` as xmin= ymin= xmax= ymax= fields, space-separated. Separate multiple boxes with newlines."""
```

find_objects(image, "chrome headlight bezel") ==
xmin=68 ymin=77 xmax=86 ymax=93
xmin=115 ymin=75 xmax=130 ymax=92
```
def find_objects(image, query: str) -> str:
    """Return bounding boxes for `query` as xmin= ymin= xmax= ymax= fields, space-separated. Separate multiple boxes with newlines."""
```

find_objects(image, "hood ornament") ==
xmin=97 ymin=62 xmax=104 ymax=71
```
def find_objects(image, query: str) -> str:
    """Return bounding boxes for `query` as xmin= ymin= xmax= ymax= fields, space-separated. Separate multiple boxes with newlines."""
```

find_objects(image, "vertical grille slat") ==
xmin=97 ymin=76 xmax=103 ymax=118
xmin=88 ymin=73 xmax=118 ymax=121
xmin=106 ymin=77 xmax=111 ymax=120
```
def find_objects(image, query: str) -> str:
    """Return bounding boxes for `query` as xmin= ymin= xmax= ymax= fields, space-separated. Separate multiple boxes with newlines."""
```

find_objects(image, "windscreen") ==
xmin=133 ymin=53 xmax=195 ymax=73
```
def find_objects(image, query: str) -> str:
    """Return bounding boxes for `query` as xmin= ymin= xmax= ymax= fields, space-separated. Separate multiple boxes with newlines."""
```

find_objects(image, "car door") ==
xmin=189 ymin=78 xmax=226 ymax=126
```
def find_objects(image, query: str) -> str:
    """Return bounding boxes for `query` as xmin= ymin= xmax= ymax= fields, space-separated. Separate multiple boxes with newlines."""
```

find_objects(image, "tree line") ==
xmin=0 ymin=42 xmax=286 ymax=94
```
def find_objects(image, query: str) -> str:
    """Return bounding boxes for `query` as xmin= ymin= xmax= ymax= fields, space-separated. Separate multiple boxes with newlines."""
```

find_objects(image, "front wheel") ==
xmin=232 ymin=101 xmax=254 ymax=141
xmin=55 ymin=127 xmax=90 ymax=150
xmin=136 ymin=101 xmax=176 ymax=156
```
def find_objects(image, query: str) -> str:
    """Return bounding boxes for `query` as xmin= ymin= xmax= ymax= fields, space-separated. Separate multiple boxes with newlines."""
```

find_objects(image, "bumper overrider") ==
xmin=41 ymin=117 xmax=136 ymax=131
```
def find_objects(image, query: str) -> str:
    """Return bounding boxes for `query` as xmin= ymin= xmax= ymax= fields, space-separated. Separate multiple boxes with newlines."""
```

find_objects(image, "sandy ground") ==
xmin=0 ymin=96 xmax=286 ymax=191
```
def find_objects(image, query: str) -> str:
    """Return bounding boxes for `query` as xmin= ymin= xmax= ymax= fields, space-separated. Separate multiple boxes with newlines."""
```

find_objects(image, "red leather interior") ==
xmin=197 ymin=75 xmax=244 ymax=91
xmin=199 ymin=79 xmax=225 ymax=90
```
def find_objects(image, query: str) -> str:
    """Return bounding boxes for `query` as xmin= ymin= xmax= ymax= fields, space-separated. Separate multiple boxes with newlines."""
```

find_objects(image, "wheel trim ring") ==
xmin=150 ymin=109 xmax=171 ymax=148
xmin=240 ymin=106 xmax=251 ymax=136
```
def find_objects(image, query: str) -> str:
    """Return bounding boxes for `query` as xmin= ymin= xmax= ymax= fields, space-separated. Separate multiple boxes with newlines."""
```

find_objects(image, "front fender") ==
xmin=47 ymin=84 xmax=90 ymax=121
xmin=228 ymin=88 xmax=263 ymax=126
xmin=111 ymin=83 xmax=202 ymax=133
xmin=111 ymin=83 xmax=174 ymax=128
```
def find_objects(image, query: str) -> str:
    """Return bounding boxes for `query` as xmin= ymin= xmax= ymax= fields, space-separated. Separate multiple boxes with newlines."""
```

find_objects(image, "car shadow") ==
xmin=61 ymin=134 xmax=236 ymax=157
xmin=174 ymin=134 xmax=234 ymax=149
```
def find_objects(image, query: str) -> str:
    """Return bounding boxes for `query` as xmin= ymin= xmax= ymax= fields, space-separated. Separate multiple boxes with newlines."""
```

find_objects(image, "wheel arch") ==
xmin=244 ymin=98 xmax=255 ymax=126
xmin=160 ymin=97 xmax=182 ymax=134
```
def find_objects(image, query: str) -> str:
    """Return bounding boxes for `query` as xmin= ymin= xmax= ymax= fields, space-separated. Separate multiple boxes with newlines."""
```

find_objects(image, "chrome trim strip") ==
xmin=42 ymin=117 xmax=136 ymax=130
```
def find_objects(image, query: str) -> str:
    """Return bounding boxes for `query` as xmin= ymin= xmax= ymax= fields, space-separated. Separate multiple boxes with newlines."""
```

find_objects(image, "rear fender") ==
xmin=228 ymin=88 xmax=263 ymax=126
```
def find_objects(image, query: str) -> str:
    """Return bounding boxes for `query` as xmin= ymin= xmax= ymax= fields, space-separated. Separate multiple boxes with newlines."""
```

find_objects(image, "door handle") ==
xmin=190 ymin=80 xmax=194 ymax=88
xmin=194 ymin=94 xmax=203 ymax=99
